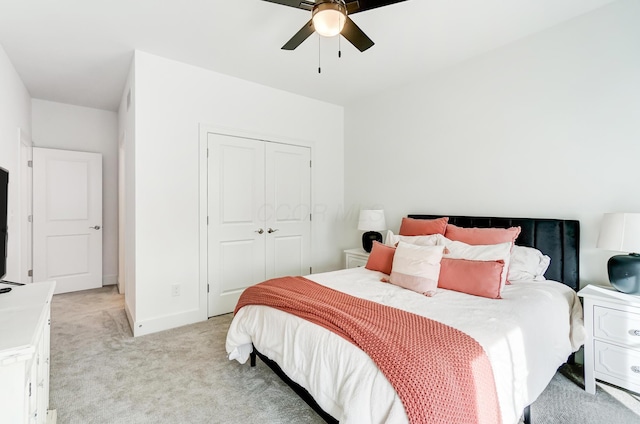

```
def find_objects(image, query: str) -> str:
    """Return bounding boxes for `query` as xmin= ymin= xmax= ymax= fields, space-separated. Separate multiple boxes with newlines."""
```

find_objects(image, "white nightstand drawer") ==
xmin=594 ymin=306 xmax=640 ymax=348
xmin=344 ymin=248 xmax=370 ymax=269
xmin=347 ymin=256 xmax=368 ymax=269
xmin=594 ymin=340 xmax=640 ymax=388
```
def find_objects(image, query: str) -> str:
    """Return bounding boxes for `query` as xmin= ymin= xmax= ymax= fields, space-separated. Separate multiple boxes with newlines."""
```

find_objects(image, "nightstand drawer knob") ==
xmin=632 ymin=366 xmax=640 ymax=374
xmin=629 ymin=329 xmax=640 ymax=336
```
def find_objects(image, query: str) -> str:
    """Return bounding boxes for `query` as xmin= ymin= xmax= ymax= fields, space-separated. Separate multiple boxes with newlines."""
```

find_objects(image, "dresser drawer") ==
xmin=594 ymin=340 xmax=640 ymax=388
xmin=594 ymin=305 xmax=640 ymax=348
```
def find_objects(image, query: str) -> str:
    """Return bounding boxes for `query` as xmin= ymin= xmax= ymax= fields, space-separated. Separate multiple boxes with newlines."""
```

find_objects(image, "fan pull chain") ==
xmin=338 ymin=15 xmax=342 ymax=58
xmin=318 ymin=34 xmax=321 ymax=74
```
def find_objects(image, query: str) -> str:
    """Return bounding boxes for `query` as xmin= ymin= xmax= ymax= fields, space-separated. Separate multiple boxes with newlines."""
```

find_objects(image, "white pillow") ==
xmin=442 ymin=238 xmax=512 ymax=290
xmin=508 ymin=245 xmax=551 ymax=282
xmin=388 ymin=242 xmax=445 ymax=297
xmin=384 ymin=230 xmax=444 ymax=247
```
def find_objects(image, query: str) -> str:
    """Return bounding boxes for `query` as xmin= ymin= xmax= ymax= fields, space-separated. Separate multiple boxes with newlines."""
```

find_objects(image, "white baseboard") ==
xmin=132 ymin=308 xmax=206 ymax=337
xmin=124 ymin=301 xmax=135 ymax=334
xmin=102 ymin=274 xmax=118 ymax=286
xmin=47 ymin=409 xmax=57 ymax=424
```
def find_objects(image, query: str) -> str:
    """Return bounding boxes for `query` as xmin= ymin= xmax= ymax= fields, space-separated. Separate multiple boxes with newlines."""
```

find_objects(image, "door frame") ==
xmin=198 ymin=124 xmax=315 ymax=317
xmin=18 ymin=129 xmax=32 ymax=283
xmin=118 ymin=131 xmax=126 ymax=295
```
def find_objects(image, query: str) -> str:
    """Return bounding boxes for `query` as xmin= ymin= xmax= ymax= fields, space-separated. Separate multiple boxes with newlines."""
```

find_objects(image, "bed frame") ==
xmin=250 ymin=214 xmax=581 ymax=424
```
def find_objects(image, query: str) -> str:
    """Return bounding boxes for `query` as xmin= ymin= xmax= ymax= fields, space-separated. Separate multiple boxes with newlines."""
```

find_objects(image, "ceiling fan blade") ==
xmin=341 ymin=17 xmax=374 ymax=52
xmin=346 ymin=0 xmax=408 ymax=14
xmin=262 ymin=0 xmax=314 ymax=11
xmin=282 ymin=20 xmax=315 ymax=50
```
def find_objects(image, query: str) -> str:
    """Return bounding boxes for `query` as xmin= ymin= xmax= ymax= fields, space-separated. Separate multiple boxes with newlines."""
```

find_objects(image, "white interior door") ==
xmin=265 ymin=143 xmax=311 ymax=278
xmin=208 ymin=134 xmax=266 ymax=316
xmin=33 ymin=148 xmax=102 ymax=294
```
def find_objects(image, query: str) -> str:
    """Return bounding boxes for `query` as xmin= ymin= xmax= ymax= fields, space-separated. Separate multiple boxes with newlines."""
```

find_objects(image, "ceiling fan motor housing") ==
xmin=313 ymin=0 xmax=348 ymax=13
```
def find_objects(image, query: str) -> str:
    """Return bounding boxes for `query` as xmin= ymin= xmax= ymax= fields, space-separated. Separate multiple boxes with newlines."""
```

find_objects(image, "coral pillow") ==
xmin=398 ymin=217 xmax=449 ymax=236
xmin=384 ymin=230 xmax=445 ymax=247
xmin=365 ymin=241 xmax=396 ymax=275
xmin=439 ymin=258 xmax=504 ymax=299
xmin=444 ymin=224 xmax=521 ymax=245
xmin=442 ymin=239 xmax=512 ymax=290
xmin=388 ymin=242 xmax=445 ymax=296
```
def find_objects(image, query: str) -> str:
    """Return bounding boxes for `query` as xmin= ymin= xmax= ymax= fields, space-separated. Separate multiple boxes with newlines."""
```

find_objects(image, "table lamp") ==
xmin=596 ymin=212 xmax=640 ymax=294
xmin=358 ymin=210 xmax=386 ymax=253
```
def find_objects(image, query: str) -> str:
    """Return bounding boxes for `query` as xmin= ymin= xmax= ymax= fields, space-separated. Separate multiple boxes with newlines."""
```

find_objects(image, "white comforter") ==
xmin=226 ymin=267 xmax=585 ymax=424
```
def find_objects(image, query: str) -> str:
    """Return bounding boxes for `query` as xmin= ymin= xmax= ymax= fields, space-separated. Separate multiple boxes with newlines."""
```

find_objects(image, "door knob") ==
xmin=267 ymin=228 xmax=279 ymax=234
xmin=90 ymin=225 xmax=101 ymax=230
xmin=255 ymin=229 xmax=264 ymax=234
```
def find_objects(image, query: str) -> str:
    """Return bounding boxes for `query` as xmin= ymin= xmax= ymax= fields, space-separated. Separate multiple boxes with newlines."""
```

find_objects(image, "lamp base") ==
xmin=362 ymin=231 xmax=383 ymax=253
xmin=608 ymin=253 xmax=640 ymax=294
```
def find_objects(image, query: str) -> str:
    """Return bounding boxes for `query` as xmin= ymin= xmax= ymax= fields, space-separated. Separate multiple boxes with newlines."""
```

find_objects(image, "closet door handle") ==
xmin=255 ymin=229 xmax=264 ymax=234
xmin=90 ymin=225 xmax=101 ymax=230
xmin=267 ymin=228 xmax=279 ymax=234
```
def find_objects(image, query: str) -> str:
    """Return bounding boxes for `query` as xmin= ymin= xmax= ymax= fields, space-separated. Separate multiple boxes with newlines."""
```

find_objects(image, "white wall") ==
xmin=126 ymin=51 xmax=344 ymax=335
xmin=344 ymin=0 xmax=640 ymax=287
xmin=117 ymin=59 xmax=136 ymax=323
xmin=0 ymin=43 xmax=31 ymax=282
xmin=31 ymin=99 xmax=119 ymax=285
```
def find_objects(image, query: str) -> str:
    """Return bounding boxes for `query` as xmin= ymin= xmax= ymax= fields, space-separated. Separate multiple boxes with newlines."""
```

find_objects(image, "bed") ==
xmin=226 ymin=214 xmax=585 ymax=423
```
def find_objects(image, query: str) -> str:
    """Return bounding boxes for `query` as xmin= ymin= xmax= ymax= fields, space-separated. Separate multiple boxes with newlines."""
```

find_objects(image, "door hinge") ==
xmin=27 ymin=160 xmax=33 ymax=168
xmin=28 ymin=215 xmax=32 ymax=223
xmin=309 ymin=267 xmax=312 ymax=274
xmin=207 ymin=216 xmax=209 ymax=225
xmin=309 ymin=213 xmax=312 ymax=221
xmin=207 ymin=148 xmax=209 ymax=158
xmin=28 ymin=269 xmax=33 ymax=277
xmin=29 ymin=382 xmax=31 ymax=397
xmin=207 ymin=284 xmax=210 ymax=293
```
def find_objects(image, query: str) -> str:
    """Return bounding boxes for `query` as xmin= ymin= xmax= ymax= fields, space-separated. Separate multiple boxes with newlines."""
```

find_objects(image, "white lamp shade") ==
xmin=358 ymin=210 xmax=386 ymax=232
xmin=597 ymin=213 xmax=640 ymax=253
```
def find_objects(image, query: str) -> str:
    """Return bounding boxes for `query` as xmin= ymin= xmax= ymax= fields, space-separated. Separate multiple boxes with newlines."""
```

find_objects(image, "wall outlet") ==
xmin=171 ymin=284 xmax=181 ymax=297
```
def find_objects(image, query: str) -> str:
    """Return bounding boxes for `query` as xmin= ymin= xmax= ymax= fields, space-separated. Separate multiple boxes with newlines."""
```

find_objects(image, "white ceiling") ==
xmin=0 ymin=0 xmax=616 ymax=112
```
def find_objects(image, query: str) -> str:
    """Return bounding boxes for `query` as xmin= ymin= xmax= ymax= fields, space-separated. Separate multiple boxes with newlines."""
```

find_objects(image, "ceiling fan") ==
xmin=263 ymin=0 xmax=408 ymax=52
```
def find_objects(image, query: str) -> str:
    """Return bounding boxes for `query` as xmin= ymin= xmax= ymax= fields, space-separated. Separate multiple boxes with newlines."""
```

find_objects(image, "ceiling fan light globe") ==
xmin=312 ymin=3 xmax=346 ymax=37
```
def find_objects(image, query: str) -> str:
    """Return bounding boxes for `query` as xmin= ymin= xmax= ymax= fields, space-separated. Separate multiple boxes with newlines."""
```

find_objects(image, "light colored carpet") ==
xmin=49 ymin=286 xmax=640 ymax=424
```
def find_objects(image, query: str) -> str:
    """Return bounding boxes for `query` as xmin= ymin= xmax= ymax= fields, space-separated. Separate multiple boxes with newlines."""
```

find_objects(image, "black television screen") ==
xmin=0 ymin=167 xmax=7 ymax=279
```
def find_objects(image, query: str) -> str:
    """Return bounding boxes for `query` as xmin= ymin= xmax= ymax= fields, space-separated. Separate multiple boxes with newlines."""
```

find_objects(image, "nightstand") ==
xmin=344 ymin=248 xmax=370 ymax=269
xmin=578 ymin=284 xmax=640 ymax=395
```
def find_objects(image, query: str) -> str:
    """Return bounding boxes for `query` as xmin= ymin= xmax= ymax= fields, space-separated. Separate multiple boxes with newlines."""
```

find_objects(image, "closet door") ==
xmin=208 ymin=134 xmax=266 ymax=316
xmin=265 ymin=143 xmax=311 ymax=278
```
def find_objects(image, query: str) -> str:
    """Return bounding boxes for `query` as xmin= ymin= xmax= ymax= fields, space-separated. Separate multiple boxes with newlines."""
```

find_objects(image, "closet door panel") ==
xmin=265 ymin=143 xmax=311 ymax=278
xmin=208 ymin=134 xmax=266 ymax=316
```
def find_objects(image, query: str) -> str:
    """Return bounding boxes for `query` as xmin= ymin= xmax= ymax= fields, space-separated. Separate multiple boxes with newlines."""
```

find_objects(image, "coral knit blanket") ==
xmin=235 ymin=276 xmax=502 ymax=424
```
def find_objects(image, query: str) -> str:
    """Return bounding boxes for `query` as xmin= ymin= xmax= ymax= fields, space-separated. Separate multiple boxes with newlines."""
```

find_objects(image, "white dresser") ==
xmin=578 ymin=284 xmax=640 ymax=395
xmin=0 ymin=281 xmax=56 ymax=424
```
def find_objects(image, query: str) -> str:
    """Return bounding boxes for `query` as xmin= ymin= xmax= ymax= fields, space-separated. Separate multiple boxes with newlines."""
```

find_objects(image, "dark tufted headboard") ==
xmin=408 ymin=214 xmax=580 ymax=291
